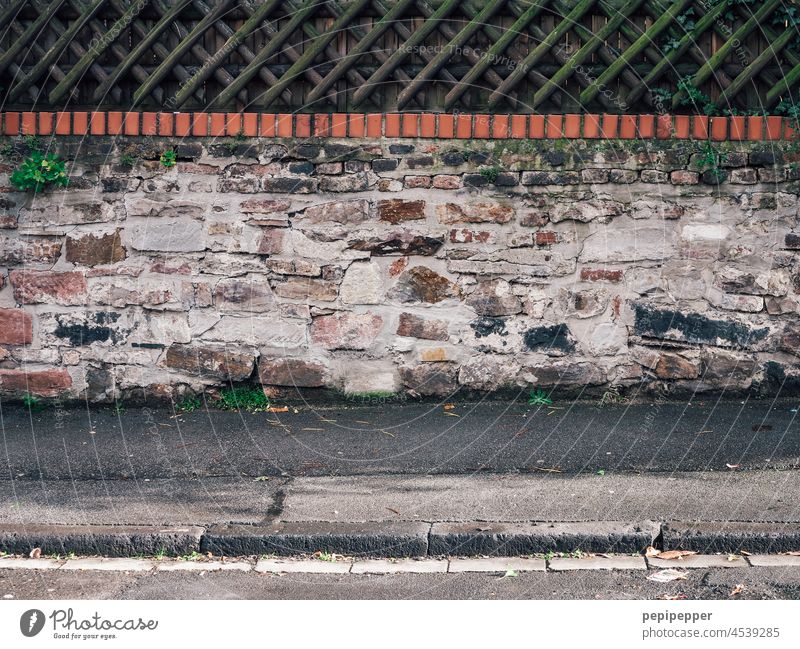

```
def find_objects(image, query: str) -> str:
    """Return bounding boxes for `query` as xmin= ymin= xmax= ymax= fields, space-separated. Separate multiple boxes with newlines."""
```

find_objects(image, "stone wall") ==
xmin=1 ymin=130 xmax=799 ymax=403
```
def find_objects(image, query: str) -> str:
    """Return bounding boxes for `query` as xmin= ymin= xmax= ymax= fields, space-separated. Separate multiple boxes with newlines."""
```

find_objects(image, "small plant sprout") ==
xmin=10 ymin=151 xmax=69 ymax=193
xmin=176 ymin=396 xmax=202 ymax=413
xmin=160 ymin=149 xmax=177 ymax=167
xmin=213 ymin=386 xmax=270 ymax=413
xmin=179 ymin=550 xmax=203 ymax=562
xmin=154 ymin=547 xmax=167 ymax=560
xmin=314 ymin=551 xmax=337 ymax=562
xmin=528 ymin=388 xmax=553 ymax=406
xmin=22 ymin=393 xmax=42 ymax=411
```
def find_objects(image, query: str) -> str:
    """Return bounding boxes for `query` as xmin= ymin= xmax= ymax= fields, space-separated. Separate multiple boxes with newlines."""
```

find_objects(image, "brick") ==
xmin=510 ymin=114 xmax=527 ymax=138
xmin=0 ymin=369 xmax=72 ymax=397
xmin=710 ymin=116 xmax=727 ymax=141
xmin=314 ymin=113 xmax=330 ymax=137
xmin=402 ymin=113 xmax=419 ymax=137
xmin=619 ymin=114 xmax=636 ymax=139
xmin=65 ymin=230 xmax=126 ymax=267
xmin=656 ymin=114 xmax=672 ymax=139
xmin=673 ymin=115 xmax=690 ymax=138
xmin=492 ymin=114 xmax=509 ymax=138
xmin=366 ymin=113 xmax=382 ymax=137
xmin=226 ymin=113 xmax=242 ymax=136
xmin=385 ymin=113 xmax=401 ymax=137
xmin=729 ymin=116 xmax=745 ymax=141
xmin=155 ymin=112 xmax=171 ymax=136
xmin=581 ymin=268 xmax=623 ymax=282
xmin=563 ymin=113 xmax=580 ymax=138
xmin=174 ymin=113 xmax=190 ymax=136
xmin=474 ymin=114 xmax=490 ymax=138
xmin=55 ymin=112 xmax=71 ymax=135
xmin=331 ymin=113 xmax=347 ymax=137
xmin=0 ymin=308 xmax=33 ymax=345
xmin=546 ymin=114 xmax=563 ymax=138
xmin=638 ymin=114 xmax=655 ymax=138
xmin=433 ymin=174 xmax=460 ymax=189
xmin=124 ymin=111 xmax=139 ymax=135
xmin=164 ymin=345 xmax=255 ymax=381
xmin=277 ymin=114 xmax=292 ymax=137
xmin=192 ymin=113 xmax=209 ymax=136
xmin=4 ymin=112 xmax=19 ymax=135
xmin=456 ymin=114 xmax=472 ymax=138
xmin=310 ymin=312 xmax=383 ymax=350
xmin=107 ymin=111 xmax=123 ymax=135
xmin=348 ymin=113 xmax=365 ymax=137
xmin=209 ymin=112 xmax=225 ymax=136
xmin=72 ymin=112 xmax=88 ymax=135
xmin=747 ymin=115 xmax=763 ymax=141
xmin=260 ymin=113 xmax=276 ymax=137
xmin=529 ymin=114 xmax=545 ymax=138
xmin=583 ymin=113 xmax=601 ymax=138
xmin=242 ymin=113 xmax=258 ymax=137
xmin=438 ymin=113 xmax=454 ymax=138
xmin=765 ymin=116 xmax=783 ymax=140
xmin=693 ymin=115 xmax=709 ymax=139
xmin=38 ymin=112 xmax=53 ymax=135
xmin=671 ymin=170 xmax=699 ymax=185
xmin=297 ymin=114 xmax=312 ymax=138
xmin=90 ymin=111 xmax=105 ymax=135
xmin=600 ymin=114 xmax=618 ymax=138
xmin=21 ymin=112 xmax=36 ymax=135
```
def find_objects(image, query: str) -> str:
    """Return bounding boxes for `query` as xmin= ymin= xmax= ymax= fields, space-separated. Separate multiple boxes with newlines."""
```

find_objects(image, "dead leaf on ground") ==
xmin=532 ymin=466 xmax=562 ymax=473
xmin=253 ymin=476 xmax=270 ymax=482
xmin=726 ymin=463 xmax=740 ymax=469
xmin=658 ymin=550 xmax=697 ymax=560
xmin=444 ymin=412 xmax=460 ymax=417
xmin=645 ymin=546 xmax=661 ymax=557
xmin=647 ymin=568 xmax=688 ymax=583
xmin=443 ymin=403 xmax=456 ymax=411
xmin=740 ymin=550 xmax=752 ymax=556
xmin=355 ymin=420 xmax=370 ymax=424
xmin=658 ymin=594 xmax=688 ymax=600
xmin=730 ymin=584 xmax=745 ymax=597
xmin=782 ymin=551 xmax=800 ymax=556
xmin=386 ymin=507 xmax=400 ymax=515
xmin=301 ymin=427 xmax=324 ymax=431
xmin=268 ymin=406 xmax=289 ymax=413
xmin=29 ymin=548 xmax=41 ymax=559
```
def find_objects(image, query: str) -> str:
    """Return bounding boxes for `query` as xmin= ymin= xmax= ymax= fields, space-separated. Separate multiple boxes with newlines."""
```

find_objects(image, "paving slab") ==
xmin=548 ymin=556 xmax=647 ymax=571
xmin=351 ymin=559 xmax=448 ymax=574
xmin=0 ymin=524 xmax=203 ymax=557
xmin=429 ymin=521 xmax=658 ymax=556
xmin=254 ymin=559 xmax=352 ymax=574
xmin=203 ymin=521 xmax=430 ymax=557
xmin=747 ymin=554 xmax=800 ymax=567
xmin=663 ymin=521 xmax=800 ymax=554
xmin=0 ymin=557 xmax=62 ymax=570
xmin=647 ymin=554 xmax=746 ymax=569
xmin=157 ymin=560 xmax=253 ymax=572
xmin=447 ymin=557 xmax=546 ymax=573
xmin=62 ymin=558 xmax=156 ymax=571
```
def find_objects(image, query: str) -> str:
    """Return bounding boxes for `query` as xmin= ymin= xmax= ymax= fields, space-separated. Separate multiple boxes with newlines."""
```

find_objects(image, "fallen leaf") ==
xmin=740 ymin=550 xmax=752 ymax=556
xmin=355 ymin=420 xmax=370 ymax=424
xmin=443 ymin=403 xmax=456 ymax=410
xmin=381 ymin=430 xmax=395 ymax=437
xmin=268 ymin=406 xmax=289 ymax=413
xmin=658 ymin=594 xmax=688 ymax=600
xmin=726 ymin=463 xmax=740 ymax=469
xmin=532 ymin=467 xmax=562 ymax=473
xmin=253 ymin=476 xmax=270 ymax=482
xmin=658 ymin=550 xmax=697 ymax=560
xmin=645 ymin=546 xmax=661 ymax=557
xmin=647 ymin=569 xmax=688 ymax=583
xmin=782 ymin=551 xmax=800 ymax=556
xmin=730 ymin=584 xmax=745 ymax=596
xmin=29 ymin=548 xmax=41 ymax=559
xmin=727 ymin=554 xmax=739 ymax=562
xmin=386 ymin=507 xmax=400 ymax=515
xmin=444 ymin=412 xmax=460 ymax=417
xmin=301 ymin=427 xmax=324 ymax=431
xmin=503 ymin=568 xmax=518 ymax=578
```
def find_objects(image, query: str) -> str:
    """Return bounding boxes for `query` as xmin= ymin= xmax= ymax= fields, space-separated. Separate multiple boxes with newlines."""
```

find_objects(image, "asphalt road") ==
xmin=1 ymin=397 xmax=798 ymax=479
xmin=2 ymin=566 xmax=799 ymax=600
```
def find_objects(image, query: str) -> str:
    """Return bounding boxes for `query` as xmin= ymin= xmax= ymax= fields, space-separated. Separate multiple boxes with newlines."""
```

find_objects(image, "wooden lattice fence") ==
xmin=0 ymin=0 xmax=799 ymax=114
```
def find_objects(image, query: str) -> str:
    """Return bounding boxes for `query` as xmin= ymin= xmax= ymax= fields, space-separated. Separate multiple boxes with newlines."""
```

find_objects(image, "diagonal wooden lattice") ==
xmin=1 ymin=0 xmax=799 ymax=113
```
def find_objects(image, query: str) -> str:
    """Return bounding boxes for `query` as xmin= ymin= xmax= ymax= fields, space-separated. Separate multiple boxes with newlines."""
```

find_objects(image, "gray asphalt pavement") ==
xmin=1 ymin=398 xmax=798 ymax=479
xmin=2 ymin=566 xmax=799 ymax=600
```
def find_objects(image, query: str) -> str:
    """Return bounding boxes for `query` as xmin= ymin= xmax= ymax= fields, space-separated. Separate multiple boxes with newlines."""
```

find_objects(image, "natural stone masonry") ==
xmin=1 ymin=134 xmax=800 ymax=401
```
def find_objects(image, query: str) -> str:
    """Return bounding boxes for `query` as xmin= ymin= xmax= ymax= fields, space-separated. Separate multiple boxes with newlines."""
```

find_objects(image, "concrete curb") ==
xmin=1 ymin=521 xmax=799 ymax=558
xmin=0 ymin=524 xmax=202 ymax=558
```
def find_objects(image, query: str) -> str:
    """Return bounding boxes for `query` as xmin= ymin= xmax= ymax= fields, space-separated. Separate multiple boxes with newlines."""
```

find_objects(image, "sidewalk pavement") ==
xmin=0 ymin=398 xmax=798 ymax=557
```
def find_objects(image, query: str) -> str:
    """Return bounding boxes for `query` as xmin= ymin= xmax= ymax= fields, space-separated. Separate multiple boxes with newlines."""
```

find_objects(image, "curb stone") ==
xmin=662 ymin=522 xmax=800 ymax=554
